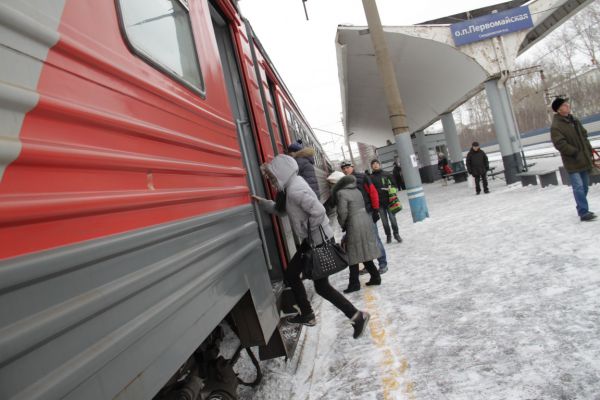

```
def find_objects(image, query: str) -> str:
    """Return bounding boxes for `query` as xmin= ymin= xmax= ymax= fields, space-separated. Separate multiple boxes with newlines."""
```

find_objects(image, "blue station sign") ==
xmin=451 ymin=6 xmax=533 ymax=46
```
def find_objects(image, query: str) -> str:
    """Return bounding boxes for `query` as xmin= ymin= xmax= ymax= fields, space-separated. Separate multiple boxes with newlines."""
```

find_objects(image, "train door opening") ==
xmin=210 ymin=4 xmax=284 ymax=281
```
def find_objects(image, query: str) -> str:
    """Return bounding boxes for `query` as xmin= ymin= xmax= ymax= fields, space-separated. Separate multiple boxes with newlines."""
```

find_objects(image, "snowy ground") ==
xmin=237 ymin=160 xmax=600 ymax=400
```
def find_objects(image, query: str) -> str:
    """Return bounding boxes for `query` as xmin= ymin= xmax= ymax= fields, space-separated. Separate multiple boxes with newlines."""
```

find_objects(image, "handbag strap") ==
xmin=306 ymin=219 xmax=329 ymax=248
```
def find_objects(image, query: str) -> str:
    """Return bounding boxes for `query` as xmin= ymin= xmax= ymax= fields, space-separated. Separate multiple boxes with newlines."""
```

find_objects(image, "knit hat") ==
xmin=370 ymin=159 xmax=380 ymax=166
xmin=551 ymin=97 xmax=568 ymax=112
xmin=287 ymin=140 xmax=303 ymax=153
xmin=472 ymin=141 xmax=480 ymax=147
xmin=340 ymin=160 xmax=353 ymax=168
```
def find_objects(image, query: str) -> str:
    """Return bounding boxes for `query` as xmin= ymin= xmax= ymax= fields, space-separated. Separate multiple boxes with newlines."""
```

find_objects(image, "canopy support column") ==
xmin=440 ymin=113 xmax=467 ymax=182
xmin=362 ymin=0 xmax=429 ymax=221
xmin=485 ymin=77 xmax=524 ymax=184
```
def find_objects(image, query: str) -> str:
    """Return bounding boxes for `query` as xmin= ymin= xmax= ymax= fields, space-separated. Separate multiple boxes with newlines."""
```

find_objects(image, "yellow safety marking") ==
xmin=364 ymin=288 xmax=416 ymax=400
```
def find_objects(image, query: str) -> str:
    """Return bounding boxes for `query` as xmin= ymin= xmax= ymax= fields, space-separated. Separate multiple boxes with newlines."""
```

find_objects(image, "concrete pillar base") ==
xmin=502 ymin=152 xmax=524 ymax=184
xmin=419 ymin=165 xmax=438 ymax=183
xmin=450 ymin=161 xmax=467 ymax=182
xmin=406 ymin=186 xmax=429 ymax=222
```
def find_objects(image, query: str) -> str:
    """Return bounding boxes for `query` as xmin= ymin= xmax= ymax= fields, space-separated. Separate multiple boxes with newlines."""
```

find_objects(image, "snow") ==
xmin=237 ymin=156 xmax=600 ymax=400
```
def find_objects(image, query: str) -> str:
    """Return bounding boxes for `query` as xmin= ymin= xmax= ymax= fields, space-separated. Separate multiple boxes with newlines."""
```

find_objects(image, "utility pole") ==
xmin=361 ymin=0 xmax=429 ymax=222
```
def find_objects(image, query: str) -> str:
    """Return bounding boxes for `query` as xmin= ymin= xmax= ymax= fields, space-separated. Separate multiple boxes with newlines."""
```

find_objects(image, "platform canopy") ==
xmin=336 ymin=0 xmax=593 ymax=147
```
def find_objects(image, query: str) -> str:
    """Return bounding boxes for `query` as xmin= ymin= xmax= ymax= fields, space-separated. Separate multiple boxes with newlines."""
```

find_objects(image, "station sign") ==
xmin=451 ymin=6 xmax=533 ymax=46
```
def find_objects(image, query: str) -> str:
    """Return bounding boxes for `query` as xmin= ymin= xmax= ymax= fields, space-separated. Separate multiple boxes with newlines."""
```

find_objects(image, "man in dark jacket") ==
xmin=392 ymin=158 xmax=406 ymax=190
xmin=370 ymin=160 xmax=402 ymax=243
xmin=466 ymin=141 xmax=490 ymax=195
xmin=288 ymin=140 xmax=320 ymax=200
xmin=550 ymin=97 xmax=596 ymax=221
xmin=341 ymin=161 xmax=388 ymax=273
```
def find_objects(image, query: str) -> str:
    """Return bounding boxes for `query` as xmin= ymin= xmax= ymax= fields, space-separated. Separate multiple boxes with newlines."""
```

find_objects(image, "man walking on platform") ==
xmin=340 ymin=161 xmax=388 ymax=273
xmin=466 ymin=141 xmax=490 ymax=195
xmin=550 ymin=97 xmax=596 ymax=222
xmin=370 ymin=159 xmax=402 ymax=244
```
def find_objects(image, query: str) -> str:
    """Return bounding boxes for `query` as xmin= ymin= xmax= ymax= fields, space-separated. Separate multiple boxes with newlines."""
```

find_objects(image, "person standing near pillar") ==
xmin=437 ymin=152 xmax=451 ymax=186
xmin=392 ymin=157 xmax=406 ymax=190
xmin=370 ymin=159 xmax=402 ymax=243
xmin=340 ymin=161 xmax=388 ymax=273
xmin=550 ymin=97 xmax=596 ymax=222
xmin=466 ymin=142 xmax=490 ymax=195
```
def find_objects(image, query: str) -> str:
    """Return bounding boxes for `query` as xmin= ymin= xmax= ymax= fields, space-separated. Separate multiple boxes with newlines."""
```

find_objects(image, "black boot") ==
xmin=386 ymin=235 xmax=392 ymax=244
xmin=287 ymin=312 xmax=316 ymax=326
xmin=343 ymin=284 xmax=361 ymax=293
xmin=351 ymin=311 xmax=371 ymax=339
xmin=363 ymin=261 xmax=381 ymax=286
xmin=345 ymin=264 xmax=361 ymax=293
xmin=393 ymin=233 xmax=402 ymax=243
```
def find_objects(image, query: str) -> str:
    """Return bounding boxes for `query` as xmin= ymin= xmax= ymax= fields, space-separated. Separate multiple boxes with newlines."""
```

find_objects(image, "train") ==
xmin=0 ymin=1 xmax=332 ymax=399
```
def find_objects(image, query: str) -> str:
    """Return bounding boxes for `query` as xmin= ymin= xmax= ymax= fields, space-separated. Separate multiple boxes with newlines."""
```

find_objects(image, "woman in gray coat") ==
xmin=331 ymin=174 xmax=381 ymax=293
xmin=252 ymin=155 xmax=370 ymax=339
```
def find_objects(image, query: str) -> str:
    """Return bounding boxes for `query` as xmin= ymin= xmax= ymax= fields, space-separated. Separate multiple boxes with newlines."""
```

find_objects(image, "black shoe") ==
xmin=476 ymin=192 xmax=481 ymax=195
xmin=378 ymin=265 xmax=388 ymax=274
xmin=287 ymin=312 xmax=316 ymax=326
xmin=365 ymin=278 xmax=381 ymax=286
xmin=484 ymin=189 xmax=490 ymax=194
xmin=581 ymin=212 xmax=598 ymax=221
xmin=343 ymin=284 xmax=361 ymax=294
xmin=386 ymin=235 xmax=392 ymax=244
xmin=351 ymin=311 xmax=371 ymax=339
xmin=393 ymin=233 xmax=402 ymax=243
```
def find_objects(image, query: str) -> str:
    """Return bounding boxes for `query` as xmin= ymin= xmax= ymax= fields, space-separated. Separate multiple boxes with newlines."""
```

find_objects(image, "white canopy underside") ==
xmin=336 ymin=0 xmax=593 ymax=147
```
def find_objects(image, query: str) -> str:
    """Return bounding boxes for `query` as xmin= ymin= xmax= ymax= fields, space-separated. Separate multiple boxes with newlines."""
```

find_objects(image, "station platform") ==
xmin=239 ymin=175 xmax=600 ymax=399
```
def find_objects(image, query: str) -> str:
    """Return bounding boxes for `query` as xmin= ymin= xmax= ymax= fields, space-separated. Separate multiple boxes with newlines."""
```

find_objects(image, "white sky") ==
xmin=238 ymin=0 xmax=508 ymax=159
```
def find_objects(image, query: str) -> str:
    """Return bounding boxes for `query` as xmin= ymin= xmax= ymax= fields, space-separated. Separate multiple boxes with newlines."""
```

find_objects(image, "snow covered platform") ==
xmin=239 ymin=177 xmax=600 ymax=400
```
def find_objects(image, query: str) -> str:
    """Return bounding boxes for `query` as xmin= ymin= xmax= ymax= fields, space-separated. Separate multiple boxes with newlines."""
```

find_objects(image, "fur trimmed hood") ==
xmin=292 ymin=147 xmax=315 ymax=160
xmin=331 ymin=174 xmax=356 ymax=206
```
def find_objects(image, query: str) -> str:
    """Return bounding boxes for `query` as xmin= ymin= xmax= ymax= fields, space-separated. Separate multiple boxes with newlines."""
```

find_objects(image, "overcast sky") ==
xmin=238 ymin=0 xmax=507 ymax=159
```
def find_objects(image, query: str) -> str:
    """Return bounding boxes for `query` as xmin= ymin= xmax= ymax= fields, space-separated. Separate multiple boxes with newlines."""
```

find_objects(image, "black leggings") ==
xmin=284 ymin=249 xmax=358 ymax=319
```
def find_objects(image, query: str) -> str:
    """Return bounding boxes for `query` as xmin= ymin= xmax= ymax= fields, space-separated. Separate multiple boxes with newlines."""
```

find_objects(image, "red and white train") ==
xmin=0 ymin=1 xmax=332 ymax=399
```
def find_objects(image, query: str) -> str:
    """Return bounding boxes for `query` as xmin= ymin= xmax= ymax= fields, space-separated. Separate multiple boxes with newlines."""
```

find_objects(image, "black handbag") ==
xmin=303 ymin=221 xmax=349 ymax=280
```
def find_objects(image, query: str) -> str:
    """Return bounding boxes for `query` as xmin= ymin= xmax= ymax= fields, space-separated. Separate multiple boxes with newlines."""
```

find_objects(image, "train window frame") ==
xmin=115 ymin=0 xmax=206 ymax=98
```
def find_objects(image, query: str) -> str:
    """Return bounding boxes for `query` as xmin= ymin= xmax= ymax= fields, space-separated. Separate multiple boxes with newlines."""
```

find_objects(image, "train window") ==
xmin=117 ymin=0 xmax=205 ymax=95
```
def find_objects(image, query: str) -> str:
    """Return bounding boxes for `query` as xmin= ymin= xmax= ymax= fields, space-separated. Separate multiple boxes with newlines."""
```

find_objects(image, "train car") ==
xmin=249 ymin=36 xmax=334 ymax=203
xmin=0 ymin=1 xmax=327 ymax=399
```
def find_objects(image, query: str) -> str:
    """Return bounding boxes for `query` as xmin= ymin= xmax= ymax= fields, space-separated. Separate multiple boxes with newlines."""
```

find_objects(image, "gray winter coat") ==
xmin=333 ymin=175 xmax=380 ymax=265
xmin=256 ymin=154 xmax=332 ymax=246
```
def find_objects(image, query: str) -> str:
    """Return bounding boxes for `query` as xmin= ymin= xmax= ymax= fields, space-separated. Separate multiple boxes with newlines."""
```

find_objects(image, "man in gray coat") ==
xmin=550 ymin=97 xmax=596 ymax=221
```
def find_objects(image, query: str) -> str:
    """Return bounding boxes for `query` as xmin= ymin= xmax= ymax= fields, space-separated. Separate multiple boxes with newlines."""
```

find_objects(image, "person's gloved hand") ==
xmin=372 ymin=209 xmax=380 ymax=223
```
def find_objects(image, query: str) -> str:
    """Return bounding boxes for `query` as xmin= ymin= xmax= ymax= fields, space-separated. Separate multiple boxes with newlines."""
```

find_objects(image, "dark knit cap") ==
xmin=287 ymin=140 xmax=303 ymax=153
xmin=370 ymin=159 xmax=380 ymax=166
xmin=472 ymin=141 xmax=480 ymax=147
xmin=551 ymin=97 xmax=568 ymax=112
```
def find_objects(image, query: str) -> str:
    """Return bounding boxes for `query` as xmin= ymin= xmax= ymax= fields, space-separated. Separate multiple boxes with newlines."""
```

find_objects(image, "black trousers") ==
xmin=474 ymin=173 xmax=488 ymax=193
xmin=284 ymin=248 xmax=358 ymax=319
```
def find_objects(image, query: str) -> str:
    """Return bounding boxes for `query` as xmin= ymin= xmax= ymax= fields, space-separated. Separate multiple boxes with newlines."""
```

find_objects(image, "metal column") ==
xmin=440 ymin=113 xmax=467 ymax=182
xmin=415 ymin=130 xmax=436 ymax=183
xmin=485 ymin=78 xmax=524 ymax=184
xmin=362 ymin=0 xmax=429 ymax=222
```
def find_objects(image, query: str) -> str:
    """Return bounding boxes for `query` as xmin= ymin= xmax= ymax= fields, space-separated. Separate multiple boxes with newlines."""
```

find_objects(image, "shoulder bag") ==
xmin=384 ymin=177 xmax=402 ymax=214
xmin=303 ymin=221 xmax=348 ymax=280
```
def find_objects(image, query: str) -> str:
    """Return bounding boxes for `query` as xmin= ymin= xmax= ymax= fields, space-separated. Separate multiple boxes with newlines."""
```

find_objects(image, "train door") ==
xmin=210 ymin=4 xmax=284 ymax=280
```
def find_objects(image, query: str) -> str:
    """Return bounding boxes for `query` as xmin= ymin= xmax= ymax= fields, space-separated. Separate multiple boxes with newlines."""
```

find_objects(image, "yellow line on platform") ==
xmin=364 ymin=288 xmax=416 ymax=400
